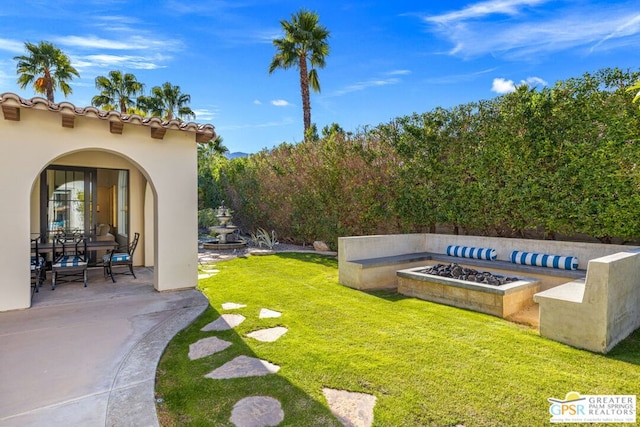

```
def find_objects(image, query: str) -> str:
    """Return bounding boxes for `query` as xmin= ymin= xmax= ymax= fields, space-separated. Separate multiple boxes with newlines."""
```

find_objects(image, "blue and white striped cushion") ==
xmin=510 ymin=250 xmax=578 ymax=270
xmin=111 ymin=253 xmax=130 ymax=262
xmin=446 ymin=245 xmax=497 ymax=260
xmin=53 ymin=256 xmax=87 ymax=268
xmin=103 ymin=253 xmax=130 ymax=263
xmin=30 ymin=256 xmax=44 ymax=270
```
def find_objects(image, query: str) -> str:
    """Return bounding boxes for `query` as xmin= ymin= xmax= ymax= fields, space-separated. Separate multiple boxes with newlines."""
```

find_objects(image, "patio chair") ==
xmin=51 ymin=235 xmax=88 ymax=290
xmin=30 ymin=237 xmax=46 ymax=295
xmin=103 ymin=232 xmax=140 ymax=283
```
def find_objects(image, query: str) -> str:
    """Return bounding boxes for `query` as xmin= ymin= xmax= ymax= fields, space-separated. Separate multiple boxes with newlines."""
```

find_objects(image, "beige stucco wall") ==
xmin=535 ymin=250 xmax=640 ymax=353
xmin=1 ymin=106 xmax=199 ymax=311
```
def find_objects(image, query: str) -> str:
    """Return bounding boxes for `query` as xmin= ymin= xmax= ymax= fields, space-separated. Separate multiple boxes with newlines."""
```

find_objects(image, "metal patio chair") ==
xmin=103 ymin=232 xmax=140 ymax=283
xmin=51 ymin=235 xmax=88 ymax=290
xmin=30 ymin=237 xmax=46 ymax=295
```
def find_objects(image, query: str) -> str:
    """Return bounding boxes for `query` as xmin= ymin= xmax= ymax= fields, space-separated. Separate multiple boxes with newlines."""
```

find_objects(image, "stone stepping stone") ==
xmin=201 ymin=314 xmax=246 ymax=331
xmin=223 ymin=302 xmax=247 ymax=310
xmin=229 ymin=396 xmax=284 ymax=427
xmin=246 ymin=327 xmax=288 ymax=343
xmin=188 ymin=336 xmax=232 ymax=360
xmin=259 ymin=308 xmax=282 ymax=318
xmin=205 ymin=355 xmax=280 ymax=379
xmin=323 ymin=388 xmax=376 ymax=427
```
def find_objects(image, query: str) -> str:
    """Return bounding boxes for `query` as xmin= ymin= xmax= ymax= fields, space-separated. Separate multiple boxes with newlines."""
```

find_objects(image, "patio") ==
xmin=0 ymin=267 xmax=207 ymax=427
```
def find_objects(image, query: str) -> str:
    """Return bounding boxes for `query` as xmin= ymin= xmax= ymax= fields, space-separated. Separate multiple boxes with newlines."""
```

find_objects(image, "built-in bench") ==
xmin=350 ymin=251 xmax=586 ymax=281
xmin=338 ymin=234 xmax=600 ymax=291
xmin=338 ymin=233 xmax=640 ymax=353
xmin=534 ymin=250 xmax=640 ymax=353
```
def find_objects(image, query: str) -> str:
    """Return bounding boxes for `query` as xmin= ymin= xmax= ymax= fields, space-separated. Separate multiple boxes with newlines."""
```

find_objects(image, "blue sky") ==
xmin=1 ymin=0 xmax=639 ymax=153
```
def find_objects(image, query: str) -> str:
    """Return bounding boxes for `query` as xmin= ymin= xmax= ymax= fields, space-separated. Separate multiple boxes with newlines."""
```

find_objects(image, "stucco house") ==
xmin=0 ymin=92 xmax=216 ymax=312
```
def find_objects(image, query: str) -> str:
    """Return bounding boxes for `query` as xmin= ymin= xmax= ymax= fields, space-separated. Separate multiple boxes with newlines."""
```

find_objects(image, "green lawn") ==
xmin=156 ymin=253 xmax=640 ymax=426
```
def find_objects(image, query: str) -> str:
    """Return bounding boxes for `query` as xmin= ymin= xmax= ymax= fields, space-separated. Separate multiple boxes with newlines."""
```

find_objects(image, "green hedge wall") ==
xmin=206 ymin=68 xmax=640 ymax=248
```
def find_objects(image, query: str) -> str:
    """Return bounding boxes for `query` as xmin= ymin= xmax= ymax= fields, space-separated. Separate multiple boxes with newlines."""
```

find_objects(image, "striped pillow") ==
xmin=53 ymin=255 xmax=87 ymax=268
xmin=446 ymin=245 xmax=497 ymax=260
xmin=510 ymin=250 xmax=578 ymax=270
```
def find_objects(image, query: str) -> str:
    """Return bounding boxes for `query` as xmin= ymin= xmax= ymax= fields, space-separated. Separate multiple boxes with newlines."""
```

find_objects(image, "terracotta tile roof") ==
xmin=0 ymin=92 xmax=216 ymax=143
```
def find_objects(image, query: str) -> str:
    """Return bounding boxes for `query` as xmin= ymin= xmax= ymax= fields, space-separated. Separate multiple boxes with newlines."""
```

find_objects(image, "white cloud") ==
xmin=491 ymin=75 xmax=548 ymax=94
xmin=422 ymin=1 xmax=640 ymax=59
xmin=0 ymin=63 xmax=13 ymax=89
xmin=271 ymin=99 xmax=291 ymax=107
xmin=75 ymin=54 xmax=169 ymax=70
xmin=192 ymin=108 xmax=219 ymax=121
xmin=55 ymin=34 xmax=183 ymax=52
xmin=426 ymin=0 xmax=547 ymax=25
xmin=253 ymin=100 xmax=262 ymax=105
xmin=55 ymin=36 xmax=135 ymax=50
xmin=524 ymin=76 xmax=547 ymax=86
xmin=0 ymin=38 xmax=26 ymax=54
xmin=424 ymin=67 xmax=497 ymax=84
xmin=492 ymin=78 xmax=516 ymax=94
xmin=592 ymin=14 xmax=640 ymax=51
xmin=386 ymin=69 xmax=411 ymax=76
xmin=329 ymin=73 xmax=404 ymax=97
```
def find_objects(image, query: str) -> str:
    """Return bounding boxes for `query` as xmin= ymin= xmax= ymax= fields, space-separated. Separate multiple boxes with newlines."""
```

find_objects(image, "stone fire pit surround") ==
xmin=397 ymin=265 xmax=540 ymax=318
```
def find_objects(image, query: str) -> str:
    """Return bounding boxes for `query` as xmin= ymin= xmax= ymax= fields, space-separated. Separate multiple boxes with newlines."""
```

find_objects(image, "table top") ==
xmin=33 ymin=241 xmax=119 ymax=253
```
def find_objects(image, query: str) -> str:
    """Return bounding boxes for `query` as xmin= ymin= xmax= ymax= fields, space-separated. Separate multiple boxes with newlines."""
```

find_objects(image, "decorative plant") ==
xmin=250 ymin=227 xmax=279 ymax=249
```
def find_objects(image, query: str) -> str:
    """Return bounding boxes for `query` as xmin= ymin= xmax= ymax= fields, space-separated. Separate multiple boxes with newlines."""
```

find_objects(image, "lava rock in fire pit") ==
xmin=418 ymin=263 xmax=519 ymax=286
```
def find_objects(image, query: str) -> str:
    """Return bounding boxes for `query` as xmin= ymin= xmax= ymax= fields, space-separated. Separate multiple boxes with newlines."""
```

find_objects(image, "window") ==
xmin=41 ymin=166 xmax=129 ymax=241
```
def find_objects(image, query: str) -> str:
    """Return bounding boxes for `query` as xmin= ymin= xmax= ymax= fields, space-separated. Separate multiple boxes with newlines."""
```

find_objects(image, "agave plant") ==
xmin=250 ymin=228 xmax=279 ymax=249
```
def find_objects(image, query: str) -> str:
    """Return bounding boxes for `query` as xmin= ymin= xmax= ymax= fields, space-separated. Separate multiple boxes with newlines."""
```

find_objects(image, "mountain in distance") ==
xmin=226 ymin=152 xmax=249 ymax=159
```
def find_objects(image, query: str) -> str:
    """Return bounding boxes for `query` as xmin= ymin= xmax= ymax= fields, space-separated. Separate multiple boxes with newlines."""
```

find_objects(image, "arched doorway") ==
xmin=31 ymin=149 xmax=155 ymax=282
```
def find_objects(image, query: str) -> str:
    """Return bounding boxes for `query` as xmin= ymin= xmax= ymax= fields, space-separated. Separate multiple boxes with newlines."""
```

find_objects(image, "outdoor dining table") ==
xmin=34 ymin=240 xmax=119 ymax=254
xmin=33 ymin=240 xmax=119 ymax=269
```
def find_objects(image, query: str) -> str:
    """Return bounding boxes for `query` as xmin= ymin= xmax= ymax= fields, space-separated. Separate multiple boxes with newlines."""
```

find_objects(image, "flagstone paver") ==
xmin=188 ymin=336 xmax=232 ymax=360
xmin=205 ymin=355 xmax=280 ymax=379
xmin=229 ymin=396 xmax=284 ymax=427
xmin=201 ymin=314 xmax=246 ymax=331
xmin=246 ymin=327 xmax=288 ymax=343
xmin=323 ymin=388 xmax=377 ymax=427
xmin=187 ymin=304 xmax=381 ymax=426
xmin=223 ymin=302 xmax=247 ymax=310
xmin=259 ymin=308 xmax=282 ymax=318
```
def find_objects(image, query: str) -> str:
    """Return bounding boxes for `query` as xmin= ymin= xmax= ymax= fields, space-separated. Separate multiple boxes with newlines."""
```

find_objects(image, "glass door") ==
xmin=41 ymin=167 xmax=96 ymax=241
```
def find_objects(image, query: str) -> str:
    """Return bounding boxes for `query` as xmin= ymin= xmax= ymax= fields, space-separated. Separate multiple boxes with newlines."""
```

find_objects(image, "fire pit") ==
xmin=397 ymin=263 xmax=540 ymax=318
xmin=417 ymin=263 xmax=519 ymax=286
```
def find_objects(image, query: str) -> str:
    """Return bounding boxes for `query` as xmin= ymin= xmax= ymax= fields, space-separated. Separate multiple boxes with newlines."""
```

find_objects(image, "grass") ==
xmin=156 ymin=253 xmax=640 ymax=426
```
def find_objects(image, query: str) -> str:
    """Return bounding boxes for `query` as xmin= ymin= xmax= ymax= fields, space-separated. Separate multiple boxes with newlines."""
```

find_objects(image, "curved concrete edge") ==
xmin=105 ymin=291 xmax=208 ymax=426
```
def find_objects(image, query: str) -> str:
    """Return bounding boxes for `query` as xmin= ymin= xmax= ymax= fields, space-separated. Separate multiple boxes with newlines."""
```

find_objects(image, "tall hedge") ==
xmin=206 ymin=68 xmax=640 ymax=248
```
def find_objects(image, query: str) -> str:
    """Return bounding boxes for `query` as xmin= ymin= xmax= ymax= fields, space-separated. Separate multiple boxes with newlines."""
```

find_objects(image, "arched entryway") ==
xmin=30 ymin=149 xmax=156 ymax=290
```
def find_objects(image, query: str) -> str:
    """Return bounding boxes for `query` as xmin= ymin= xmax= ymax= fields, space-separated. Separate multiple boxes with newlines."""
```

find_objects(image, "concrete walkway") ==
xmin=0 ymin=267 xmax=208 ymax=427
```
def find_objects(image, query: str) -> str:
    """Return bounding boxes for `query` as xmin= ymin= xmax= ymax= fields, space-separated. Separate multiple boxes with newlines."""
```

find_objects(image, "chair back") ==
xmin=31 ymin=237 xmax=42 ymax=268
xmin=53 ymin=235 xmax=88 ymax=263
xmin=128 ymin=232 xmax=140 ymax=256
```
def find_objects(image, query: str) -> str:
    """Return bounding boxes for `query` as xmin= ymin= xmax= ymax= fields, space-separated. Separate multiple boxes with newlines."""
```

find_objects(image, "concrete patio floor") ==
xmin=0 ymin=267 xmax=208 ymax=427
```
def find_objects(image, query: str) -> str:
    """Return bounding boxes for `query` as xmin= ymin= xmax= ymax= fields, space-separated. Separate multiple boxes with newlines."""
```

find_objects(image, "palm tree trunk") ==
xmin=299 ymin=54 xmax=311 ymax=139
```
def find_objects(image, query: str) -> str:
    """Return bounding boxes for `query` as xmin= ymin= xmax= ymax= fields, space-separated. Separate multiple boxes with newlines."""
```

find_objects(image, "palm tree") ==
xmin=14 ymin=41 xmax=80 ymax=103
xmin=92 ymin=70 xmax=144 ymax=113
xmin=137 ymin=82 xmax=195 ymax=121
xmin=269 ymin=9 xmax=330 ymax=140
